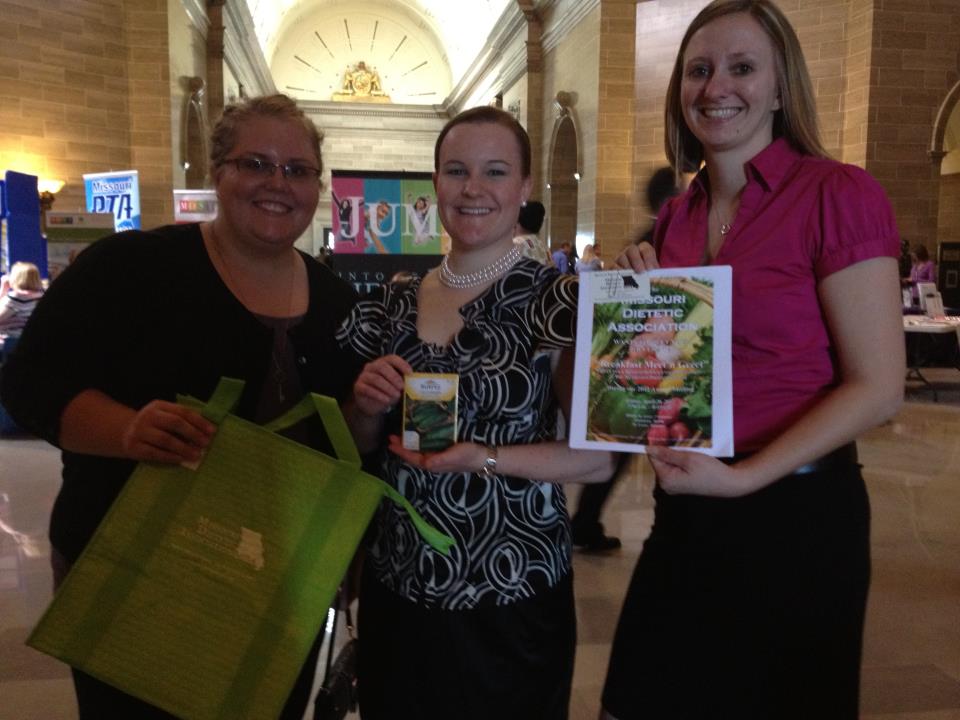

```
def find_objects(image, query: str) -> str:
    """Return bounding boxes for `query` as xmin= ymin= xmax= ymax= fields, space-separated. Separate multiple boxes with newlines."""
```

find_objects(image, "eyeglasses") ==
xmin=220 ymin=157 xmax=321 ymax=182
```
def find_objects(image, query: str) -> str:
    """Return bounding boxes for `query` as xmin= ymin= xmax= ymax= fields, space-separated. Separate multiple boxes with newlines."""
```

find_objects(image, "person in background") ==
xmin=338 ymin=106 xmax=617 ymax=720
xmin=903 ymin=243 xmax=936 ymax=305
xmin=575 ymin=244 xmax=603 ymax=273
xmin=634 ymin=166 xmax=681 ymax=246
xmin=0 ymin=94 xmax=361 ymax=720
xmin=513 ymin=200 xmax=551 ymax=265
xmin=551 ymin=241 xmax=572 ymax=273
xmin=602 ymin=1 xmax=904 ymax=718
xmin=0 ymin=261 xmax=44 ymax=336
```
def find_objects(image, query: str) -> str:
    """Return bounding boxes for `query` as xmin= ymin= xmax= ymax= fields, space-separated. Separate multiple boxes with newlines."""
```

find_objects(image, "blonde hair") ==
xmin=8 ymin=262 xmax=42 ymax=292
xmin=581 ymin=244 xmax=598 ymax=262
xmin=664 ymin=0 xmax=827 ymax=171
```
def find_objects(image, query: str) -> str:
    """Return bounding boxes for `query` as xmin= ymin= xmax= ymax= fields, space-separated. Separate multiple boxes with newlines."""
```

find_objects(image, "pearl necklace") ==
xmin=438 ymin=245 xmax=523 ymax=289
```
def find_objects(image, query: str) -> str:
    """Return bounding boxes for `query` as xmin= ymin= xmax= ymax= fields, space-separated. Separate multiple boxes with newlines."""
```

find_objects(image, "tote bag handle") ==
xmin=185 ymin=378 xmax=455 ymax=555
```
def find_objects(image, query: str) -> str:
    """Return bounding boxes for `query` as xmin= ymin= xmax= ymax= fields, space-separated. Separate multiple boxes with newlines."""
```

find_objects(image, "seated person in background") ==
xmin=903 ymin=244 xmax=936 ymax=306
xmin=575 ymin=244 xmax=603 ymax=273
xmin=0 ymin=262 xmax=44 ymax=336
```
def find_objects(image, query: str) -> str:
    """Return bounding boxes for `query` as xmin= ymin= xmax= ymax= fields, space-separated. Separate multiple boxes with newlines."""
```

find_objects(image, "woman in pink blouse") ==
xmin=604 ymin=1 xmax=904 ymax=718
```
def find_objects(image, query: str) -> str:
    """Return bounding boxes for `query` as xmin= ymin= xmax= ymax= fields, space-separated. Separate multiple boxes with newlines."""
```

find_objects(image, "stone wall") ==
xmin=630 ymin=0 xmax=960 ymax=257
xmin=593 ymin=0 xmax=638 ymax=256
xmin=863 ymin=0 xmax=960 ymax=251
xmin=0 ymin=0 xmax=174 ymax=229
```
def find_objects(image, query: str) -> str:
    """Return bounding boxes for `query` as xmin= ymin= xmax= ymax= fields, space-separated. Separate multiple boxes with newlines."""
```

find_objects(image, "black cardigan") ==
xmin=1 ymin=223 xmax=361 ymax=562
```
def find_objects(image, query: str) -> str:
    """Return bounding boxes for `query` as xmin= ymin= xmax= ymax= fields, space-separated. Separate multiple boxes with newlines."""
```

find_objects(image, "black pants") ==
xmin=52 ymin=549 xmax=323 ymax=720
xmin=602 ymin=463 xmax=870 ymax=720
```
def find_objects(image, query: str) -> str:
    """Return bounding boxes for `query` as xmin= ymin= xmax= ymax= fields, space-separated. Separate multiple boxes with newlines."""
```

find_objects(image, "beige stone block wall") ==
xmin=866 ymin=2 xmax=960 ymax=250
xmin=126 ymin=0 xmax=173 ymax=228
xmin=630 ymin=0 xmax=960 ymax=257
xmin=939 ymin=173 xmax=960 ymax=243
xmin=0 ymin=1 xmax=129 ymax=215
xmin=0 ymin=0 xmax=174 ymax=230
xmin=594 ymin=0 xmax=638 ymax=258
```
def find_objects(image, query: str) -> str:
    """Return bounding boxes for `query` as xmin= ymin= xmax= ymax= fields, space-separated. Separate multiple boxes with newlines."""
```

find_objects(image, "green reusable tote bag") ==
xmin=28 ymin=377 xmax=453 ymax=720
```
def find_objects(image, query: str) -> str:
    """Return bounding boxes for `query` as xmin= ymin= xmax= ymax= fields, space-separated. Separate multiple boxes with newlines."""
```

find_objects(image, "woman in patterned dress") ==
xmin=338 ymin=106 xmax=617 ymax=720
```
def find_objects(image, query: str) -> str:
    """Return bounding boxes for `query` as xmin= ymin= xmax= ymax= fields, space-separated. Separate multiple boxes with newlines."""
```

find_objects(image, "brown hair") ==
xmin=8 ymin=261 xmax=42 ymax=292
xmin=664 ymin=0 xmax=827 ymax=171
xmin=434 ymin=106 xmax=532 ymax=177
xmin=209 ymin=94 xmax=324 ymax=179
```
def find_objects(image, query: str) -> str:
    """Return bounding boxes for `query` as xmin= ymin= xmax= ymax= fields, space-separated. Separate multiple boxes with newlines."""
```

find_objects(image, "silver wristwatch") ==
xmin=479 ymin=445 xmax=498 ymax=478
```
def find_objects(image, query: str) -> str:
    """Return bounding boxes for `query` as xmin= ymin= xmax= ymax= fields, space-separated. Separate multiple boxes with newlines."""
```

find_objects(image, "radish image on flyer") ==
xmin=569 ymin=267 xmax=733 ymax=457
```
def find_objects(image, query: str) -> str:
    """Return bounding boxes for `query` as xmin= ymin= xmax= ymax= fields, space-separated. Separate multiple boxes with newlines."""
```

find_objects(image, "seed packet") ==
xmin=402 ymin=373 xmax=459 ymax=452
xmin=569 ymin=267 xmax=733 ymax=456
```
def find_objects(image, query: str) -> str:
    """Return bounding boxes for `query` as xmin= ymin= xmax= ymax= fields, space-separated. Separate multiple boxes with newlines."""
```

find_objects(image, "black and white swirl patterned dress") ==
xmin=337 ymin=258 xmax=579 ymax=610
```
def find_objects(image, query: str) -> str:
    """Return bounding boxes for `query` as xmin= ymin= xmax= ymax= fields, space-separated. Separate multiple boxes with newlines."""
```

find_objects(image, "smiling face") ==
xmin=433 ymin=121 xmax=532 ymax=253
xmin=213 ymin=115 xmax=320 ymax=253
xmin=680 ymin=12 xmax=782 ymax=165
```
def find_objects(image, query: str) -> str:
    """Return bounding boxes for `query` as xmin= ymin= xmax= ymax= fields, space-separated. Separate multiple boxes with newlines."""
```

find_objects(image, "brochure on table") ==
xmin=570 ymin=266 xmax=733 ymax=457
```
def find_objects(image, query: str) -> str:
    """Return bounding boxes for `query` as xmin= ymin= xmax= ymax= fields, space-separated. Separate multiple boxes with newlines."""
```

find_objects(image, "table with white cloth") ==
xmin=903 ymin=316 xmax=960 ymax=401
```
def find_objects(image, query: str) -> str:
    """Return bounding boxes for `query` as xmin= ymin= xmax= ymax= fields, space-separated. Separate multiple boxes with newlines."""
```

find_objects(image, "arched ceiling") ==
xmin=244 ymin=0 xmax=513 ymax=105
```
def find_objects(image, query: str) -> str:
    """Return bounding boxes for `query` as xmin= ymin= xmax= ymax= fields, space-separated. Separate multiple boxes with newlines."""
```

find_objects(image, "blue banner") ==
xmin=83 ymin=170 xmax=141 ymax=231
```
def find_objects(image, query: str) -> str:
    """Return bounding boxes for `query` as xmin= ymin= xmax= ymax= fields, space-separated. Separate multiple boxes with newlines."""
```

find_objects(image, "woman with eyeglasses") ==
xmin=0 ymin=94 xmax=361 ymax=719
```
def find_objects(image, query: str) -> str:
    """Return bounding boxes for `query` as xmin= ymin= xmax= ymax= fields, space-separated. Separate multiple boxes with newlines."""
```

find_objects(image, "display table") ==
xmin=903 ymin=316 xmax=960 ymax=401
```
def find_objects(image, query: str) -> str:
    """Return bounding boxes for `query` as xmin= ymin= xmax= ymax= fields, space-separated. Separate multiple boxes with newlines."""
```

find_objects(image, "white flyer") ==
xmin=569 ymin=266 xmax=734 ymax=457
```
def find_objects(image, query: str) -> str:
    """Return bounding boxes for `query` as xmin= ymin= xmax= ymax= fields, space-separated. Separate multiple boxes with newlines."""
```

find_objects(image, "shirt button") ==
xmin=297 ymin=356 xmax=307 ymax=366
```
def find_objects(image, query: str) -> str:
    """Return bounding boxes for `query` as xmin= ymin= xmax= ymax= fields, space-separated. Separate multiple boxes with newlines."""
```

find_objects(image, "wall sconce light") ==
xmin=38 ymin=178 xmax=65 ymax=211
xmin=38 ymin=179 xmax=65 ymax=234
xmin=573 ymin=172 xmax=581 ymax=182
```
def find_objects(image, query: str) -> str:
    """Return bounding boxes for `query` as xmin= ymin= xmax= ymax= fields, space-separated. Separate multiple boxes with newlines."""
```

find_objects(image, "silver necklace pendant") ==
xmin=719 ymin=222 xmax=732 ymax=236
xmin=438 ymin=245 xmax=523 ymax=289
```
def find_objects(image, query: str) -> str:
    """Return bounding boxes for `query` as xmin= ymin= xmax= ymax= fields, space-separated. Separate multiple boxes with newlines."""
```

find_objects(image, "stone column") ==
xmin=519 ymin=1 xmax=545 ymax=196
xmin=594 ymin=0 xmax=638 ymax=257
xmin=207 ymin=0 xmax=226 ymax=123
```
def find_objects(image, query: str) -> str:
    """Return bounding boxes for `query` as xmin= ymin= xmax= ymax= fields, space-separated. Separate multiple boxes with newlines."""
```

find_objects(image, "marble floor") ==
xmin=1 ymin=388 xmax=959 ymax=719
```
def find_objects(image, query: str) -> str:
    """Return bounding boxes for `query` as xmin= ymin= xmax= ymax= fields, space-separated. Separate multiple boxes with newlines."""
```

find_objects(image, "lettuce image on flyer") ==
xmin=587 ymin=277 xmax=715 ymax=448
xmin=569 ymin=266 xmax=732 ymax=457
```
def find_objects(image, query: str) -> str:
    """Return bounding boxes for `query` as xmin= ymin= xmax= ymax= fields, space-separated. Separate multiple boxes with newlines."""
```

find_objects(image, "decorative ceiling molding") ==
xmin=223 ymin=0 xmax=276 ymax=96
xmin=182 ymin=0 xmax=209 ymax=34
xmin=443 ymin=2 xmax=527 ymax=112
xmin=541 ymin=0 xmax=598 ymax=55
xmin=300 ymin=99 xmax=447 ymax=121
xmin=269 ymin=5 xmax=451 ymax=105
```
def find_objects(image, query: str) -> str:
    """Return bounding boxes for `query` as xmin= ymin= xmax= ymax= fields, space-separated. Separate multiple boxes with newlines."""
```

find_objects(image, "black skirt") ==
xmin=602 ymin=462 xmax=870 ymax=720
xmin=357 ymin=568 xmax=576 ymax=720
